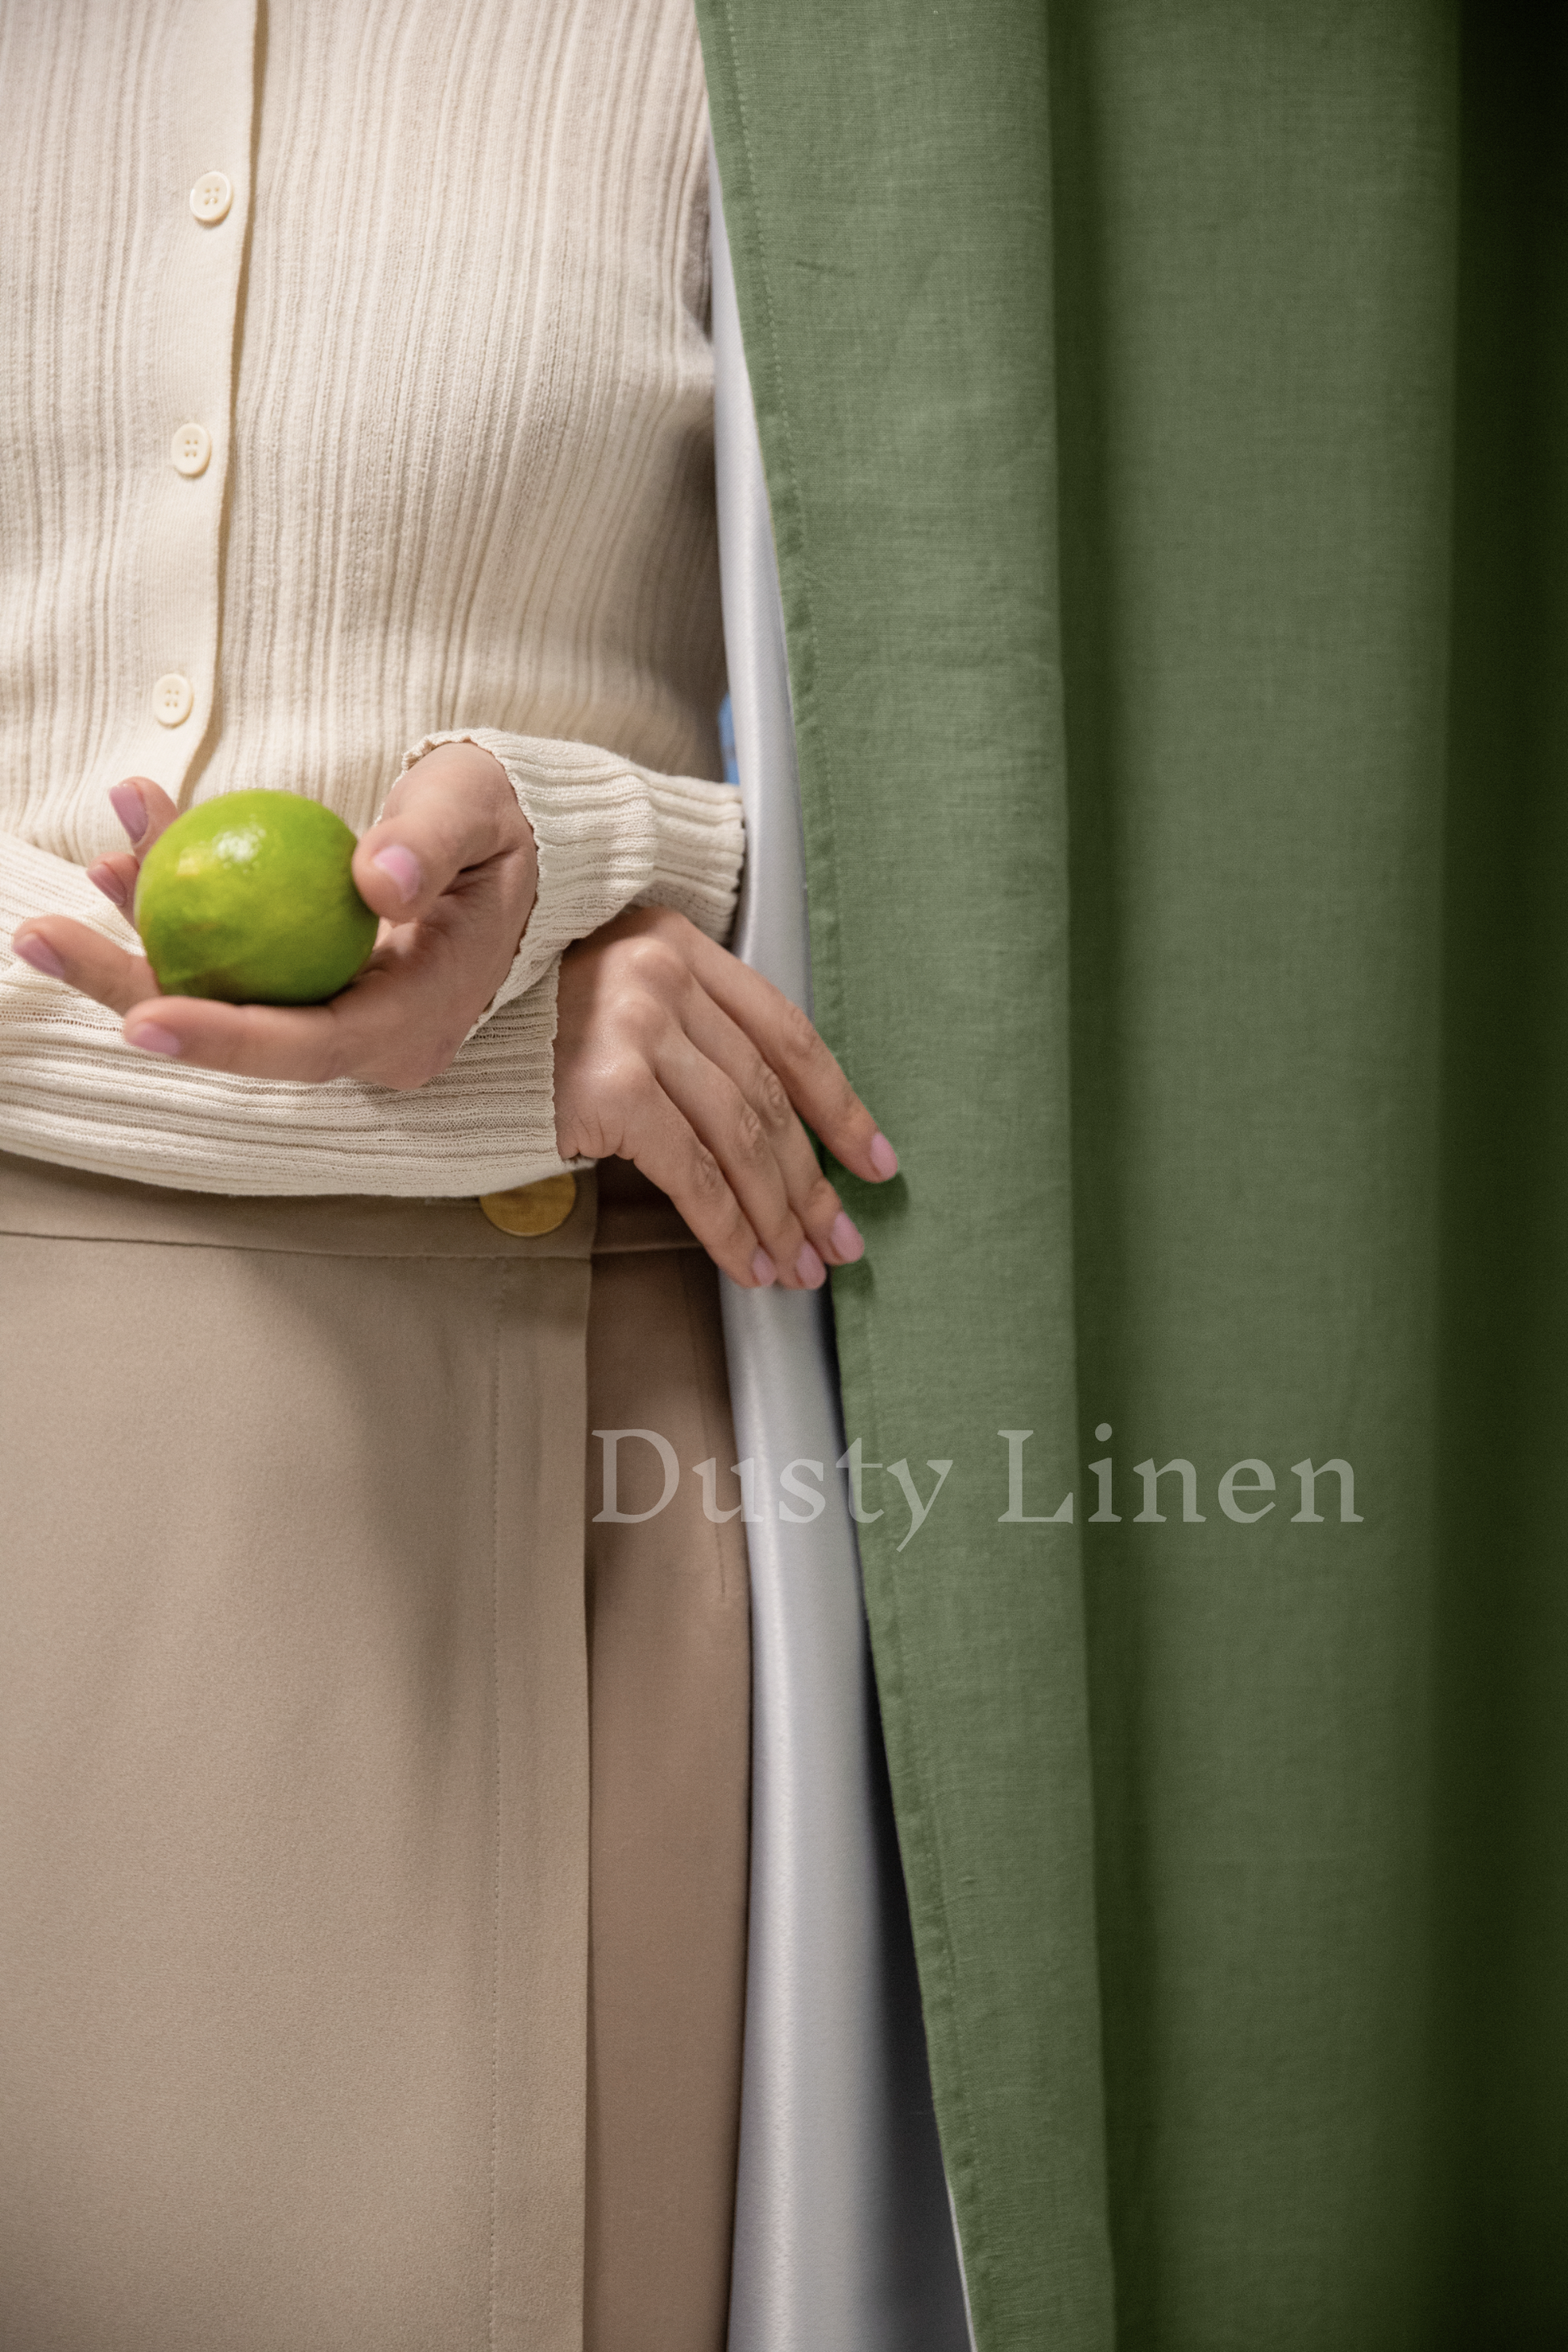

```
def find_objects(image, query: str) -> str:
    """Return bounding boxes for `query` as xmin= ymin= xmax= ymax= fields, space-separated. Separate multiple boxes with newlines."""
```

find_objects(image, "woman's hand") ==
xmin=10 ymin=742 xmax=537 ymax=1090
xmin=554 ymin=906 xmax=898 ymax=1291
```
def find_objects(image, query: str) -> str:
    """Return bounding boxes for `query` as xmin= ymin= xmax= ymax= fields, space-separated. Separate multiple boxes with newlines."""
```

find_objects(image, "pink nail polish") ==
xmin=89 ymin=864 xmax=129 ymax=908
xmin=371 ymin=844 xmax=421 ymax=903
xmin=127 ymin=1022 xmax=183 ymax=1057
xmin=109 ymin=782 xmax=147 ymax=843
xmin=869 ymin=1132 xmax=899 ymax=1180
xmin=751 ymin=1249 xmax=777 ymax=1288
xmin=796 ymin=1241 xmax=827 ymax=1288
xmin=830 ymin=1210 xmax=864 ymax=1262
xmin=14 ymin=935 xmax=65 ymax=979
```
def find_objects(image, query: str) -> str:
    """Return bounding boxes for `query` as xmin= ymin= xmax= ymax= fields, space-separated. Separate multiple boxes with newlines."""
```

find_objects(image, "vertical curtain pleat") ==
xmin=1053 ymin=6 xmax=1454 ymax=2346
xmin=699 ymin=7 xmax=1114 ymax=2347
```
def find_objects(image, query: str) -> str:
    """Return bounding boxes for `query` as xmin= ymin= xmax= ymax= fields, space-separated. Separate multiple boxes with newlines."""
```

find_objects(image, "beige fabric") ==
xmin=0 ymin=0 xmax=741 ymax=1197
xmin=0 ymin=1147 xmax=597 ymax=2352
xmin=0 ymin=1148 xmax=751 ymax=2350
xmin=585 ymin=1213 xmax=751 ymax=2352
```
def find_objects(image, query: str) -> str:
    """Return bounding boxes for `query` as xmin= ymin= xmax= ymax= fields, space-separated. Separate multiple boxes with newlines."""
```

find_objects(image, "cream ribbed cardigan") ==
xmin=0 ymin=0 xmax=742 ymax=1196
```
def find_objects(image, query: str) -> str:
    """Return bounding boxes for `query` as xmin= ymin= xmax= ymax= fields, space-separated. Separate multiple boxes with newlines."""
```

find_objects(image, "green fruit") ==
xmin=135 ymin=790 xmax=380 ymax=1005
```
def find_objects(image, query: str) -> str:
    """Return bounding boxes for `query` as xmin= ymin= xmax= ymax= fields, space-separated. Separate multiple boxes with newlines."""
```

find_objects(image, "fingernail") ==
xmin=127 ymin=1023 xmax=183 ymax=1057
xmin=830 ymin=1210 xmax=864 ymax=1263
xmin=371 ymin=844 xmax=422 ymax=904
xmin=14 ymin=934 xmax=65 ymax=979
xmin=109 ymin=782 xmax=147 ymax=843
xmin=869 ymin=1132 xmax=899 ymax=1180
xmin=89 ymin=863 xmax=129 ymax=908
xmin=795 ymin=1241 xmax=827 ymax=1288
xmin=751 ymin=1249 xmax=777 ymax=1288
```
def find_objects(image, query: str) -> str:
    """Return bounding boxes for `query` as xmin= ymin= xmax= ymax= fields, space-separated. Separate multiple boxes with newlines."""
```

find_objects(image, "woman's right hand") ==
xmin=553 ymin=906 xmax=898 ymax=1291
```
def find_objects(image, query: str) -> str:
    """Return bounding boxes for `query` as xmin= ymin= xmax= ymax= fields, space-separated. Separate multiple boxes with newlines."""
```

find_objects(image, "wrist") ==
xmin=409 ymin=737 xmax=532 ymax=847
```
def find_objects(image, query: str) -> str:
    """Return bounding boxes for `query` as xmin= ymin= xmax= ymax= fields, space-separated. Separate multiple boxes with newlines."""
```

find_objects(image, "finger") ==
xmin=119 ymin=989 xmax=349 ymax=1081
xmin=353 ymin=740 xmax=533 ymax=926
xmin=655 ymin=1028 xmax=822 ymax=1288
xmin=86 ymin=851 xmax=141 ymax=913
xmin=682 ymin=930 xmax=896 ymax=1183
xmin=12 ymin=916 xmax=160 ymax=1014
xmin=618 ymin=1074 xmax=774 ymax=1288
xmin=109 ymin=775 xmax=180 ymax=854
xmin=101 ymin=776 xmax=181 ymax=915
xmin=680 ymin=989 xmax=864 ymax=1267
xmin=114 ymin=935 xmax=483 ymax=1087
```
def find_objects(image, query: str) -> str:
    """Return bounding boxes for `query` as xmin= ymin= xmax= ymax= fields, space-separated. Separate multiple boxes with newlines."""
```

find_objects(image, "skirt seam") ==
xmin=489 ymin=1263 xmax=503 ymax=2352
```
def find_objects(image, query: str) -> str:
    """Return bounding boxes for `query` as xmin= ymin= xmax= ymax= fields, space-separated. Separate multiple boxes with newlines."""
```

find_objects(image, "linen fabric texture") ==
xmin=0 ymin=1151 xmax=749 ymax=2352
xmin=699 ymin=0 xmax=1568 ymax=2346
xmin=0 ymin=0 xmax=742 ymax=1196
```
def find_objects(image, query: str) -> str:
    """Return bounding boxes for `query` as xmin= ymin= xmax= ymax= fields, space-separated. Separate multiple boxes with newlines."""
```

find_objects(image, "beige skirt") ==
xmin=0 ymin=1150 xmax=749 ymax=2352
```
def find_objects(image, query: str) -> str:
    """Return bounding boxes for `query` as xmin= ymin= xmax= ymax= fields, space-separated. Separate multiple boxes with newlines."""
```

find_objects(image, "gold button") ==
xmin=479 ymin=1172 xmax=577 ymax=1236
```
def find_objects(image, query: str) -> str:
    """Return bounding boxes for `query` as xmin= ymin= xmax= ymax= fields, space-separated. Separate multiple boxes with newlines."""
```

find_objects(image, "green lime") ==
xmin=134 ymin=790 xmax=380 ymax=1005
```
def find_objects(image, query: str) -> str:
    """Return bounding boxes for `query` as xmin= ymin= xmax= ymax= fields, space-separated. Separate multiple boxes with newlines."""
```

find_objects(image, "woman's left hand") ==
xmin=10 ymin=741 xmax=537 ymax=1089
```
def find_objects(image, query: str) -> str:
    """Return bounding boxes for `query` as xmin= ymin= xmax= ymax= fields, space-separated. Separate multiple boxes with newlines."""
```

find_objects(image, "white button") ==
xmin=189 ymin=172 xmax=233 ymax=225
xmin=153 ymin=674 xmax=195 ymax=727
xmin=171 ymin=422 xmax=212 ymax=478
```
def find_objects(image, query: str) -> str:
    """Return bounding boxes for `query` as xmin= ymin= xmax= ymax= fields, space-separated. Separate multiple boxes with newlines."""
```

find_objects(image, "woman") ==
xmin=0 ymin=3 xmax=894 ymax=2346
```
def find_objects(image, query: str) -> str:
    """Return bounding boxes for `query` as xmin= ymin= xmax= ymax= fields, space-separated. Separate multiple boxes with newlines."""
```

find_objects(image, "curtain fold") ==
xmin=1052 ymin=8 xmax=1454 ymax=2346
xmin=1433 ymin=6 xmax=1568 ymax=2344
xmin=699 ymin=1 xmax=1568 ymax=2344
xmin=699 ymin=10 xmax=1111 ymax=2344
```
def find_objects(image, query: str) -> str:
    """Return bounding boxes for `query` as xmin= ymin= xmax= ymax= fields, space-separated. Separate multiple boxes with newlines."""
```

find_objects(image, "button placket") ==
xmin=154 ymin=157 xmax=232 ymax=740
xmin=127 ymin=6 xmax=256 ymax=795
xmin=153 ymin=175 xmax=231 ymax=741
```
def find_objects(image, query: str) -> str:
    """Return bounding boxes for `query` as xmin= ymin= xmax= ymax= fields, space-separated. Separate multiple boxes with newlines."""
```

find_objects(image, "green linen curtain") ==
xmin=697 ymin=2 xmax=1568 ymax=2346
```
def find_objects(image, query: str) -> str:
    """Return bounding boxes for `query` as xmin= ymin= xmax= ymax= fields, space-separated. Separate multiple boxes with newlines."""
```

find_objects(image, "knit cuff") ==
xmin=0 ymin=826 xmax=576 ymax=1196
xmin=0 ymin=827 xmax=142 ymax=991
xmin=399 ymin=728 xmax=745 ymax=1026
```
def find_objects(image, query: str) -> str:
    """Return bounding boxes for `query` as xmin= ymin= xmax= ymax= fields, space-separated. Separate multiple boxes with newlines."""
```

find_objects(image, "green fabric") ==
xmin=698 ymin=2 xmax=1568 ymax=2344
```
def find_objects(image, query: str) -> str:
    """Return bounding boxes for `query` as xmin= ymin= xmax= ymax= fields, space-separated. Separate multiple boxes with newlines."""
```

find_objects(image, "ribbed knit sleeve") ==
xmin=402 ymin=730 xmax=745 ymax=1018
xmin=0 ymin=830 xmax=566 ymax=1198
xmin=0 ymin=722 xmax=745 ymax=1196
